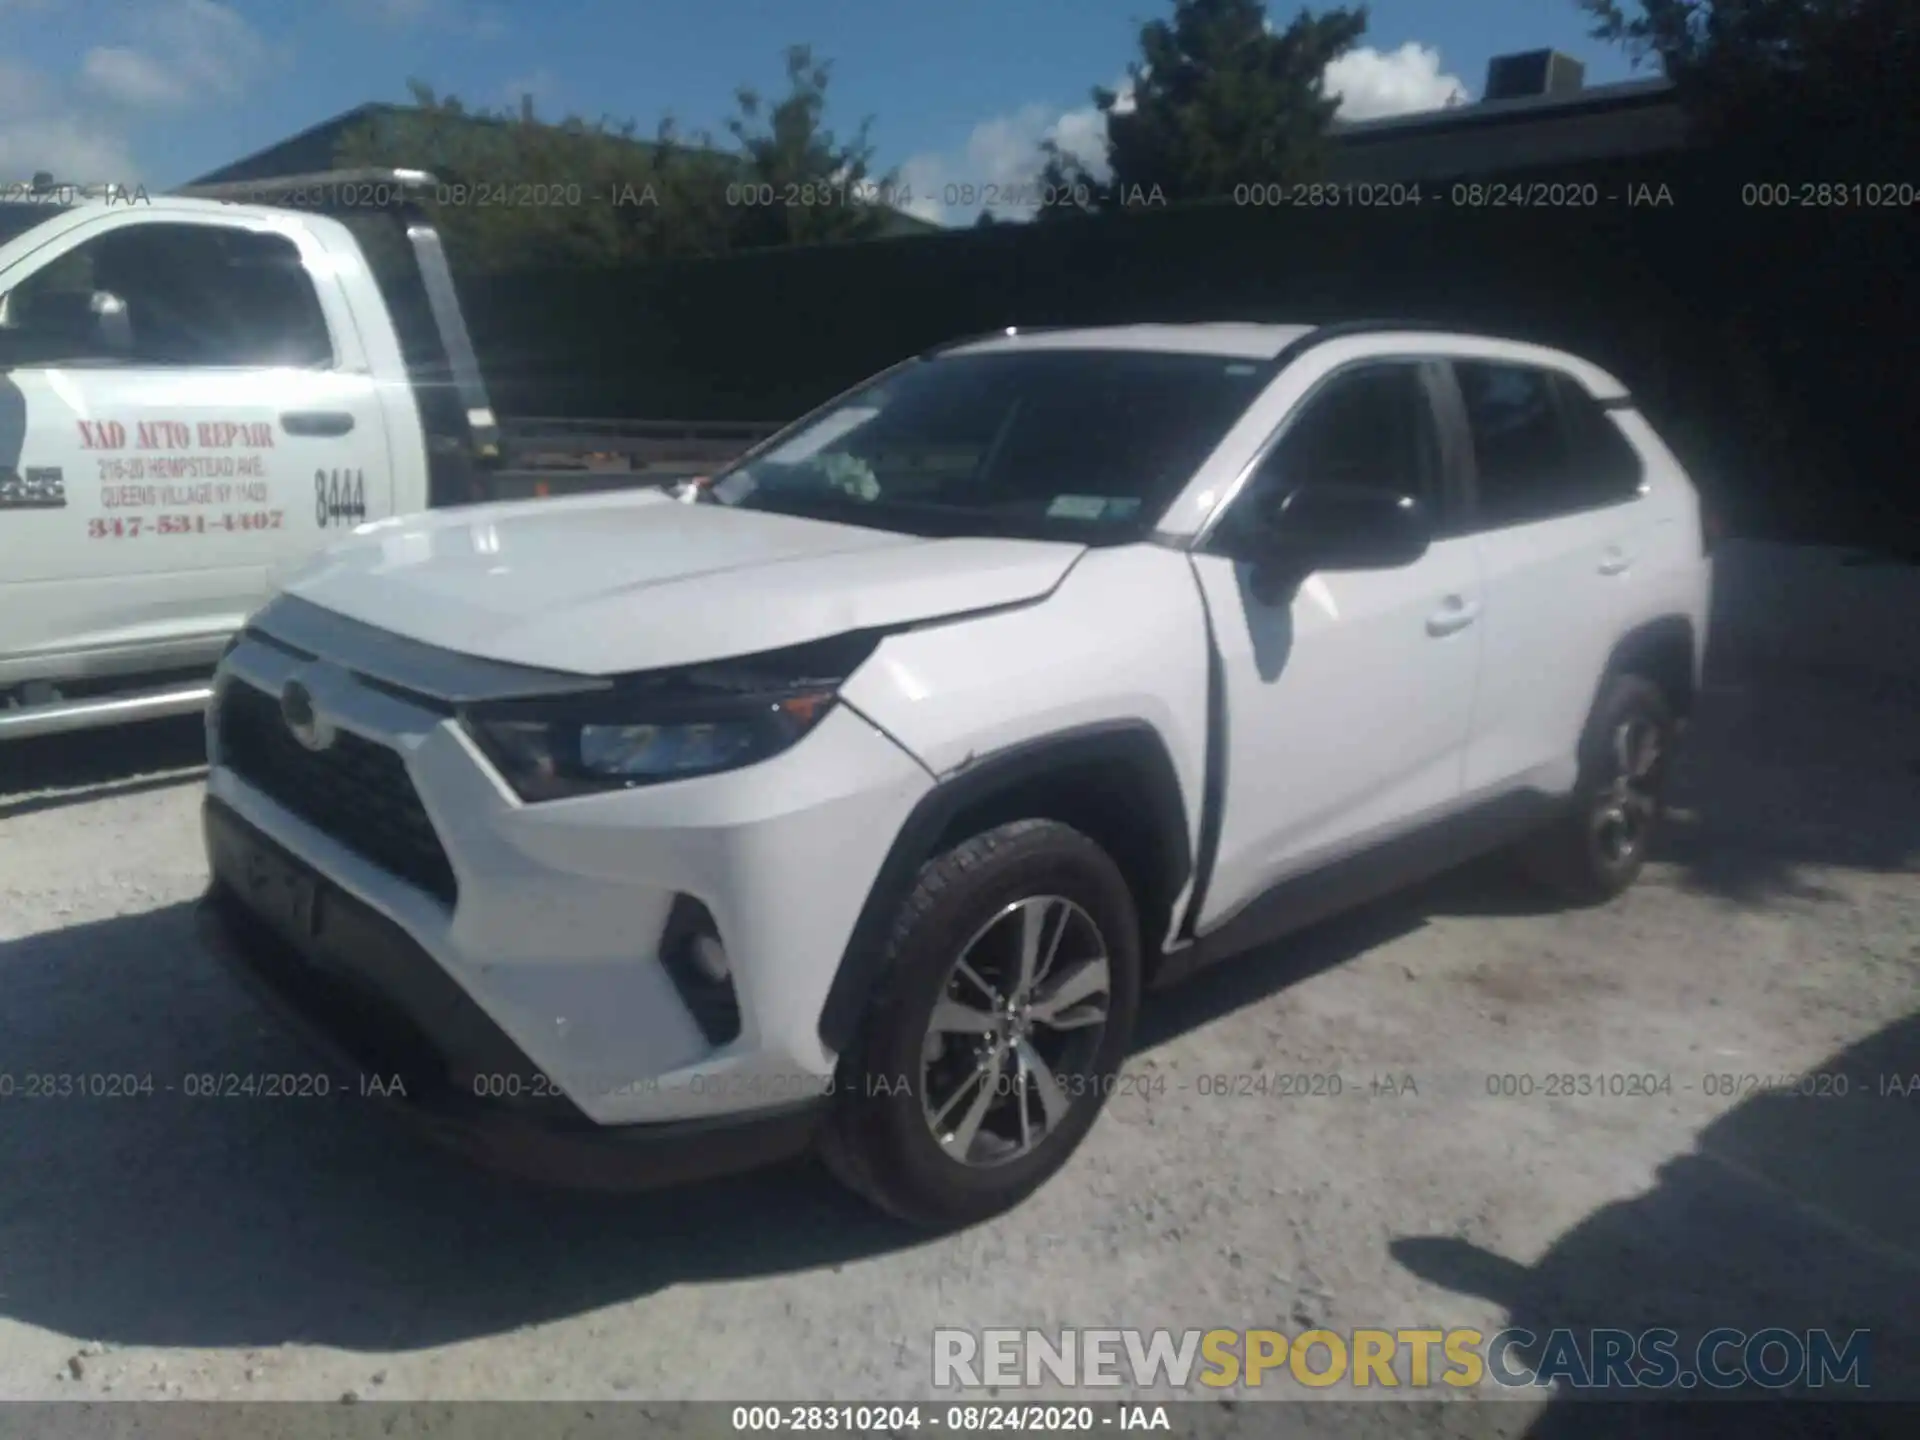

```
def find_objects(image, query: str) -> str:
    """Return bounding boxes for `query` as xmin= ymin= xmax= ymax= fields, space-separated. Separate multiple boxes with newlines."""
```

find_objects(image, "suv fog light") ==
xmin=659 ymin=895 xmax=743 ymax=1046
xmin=689 ymin=932 xmax=730 ymax=984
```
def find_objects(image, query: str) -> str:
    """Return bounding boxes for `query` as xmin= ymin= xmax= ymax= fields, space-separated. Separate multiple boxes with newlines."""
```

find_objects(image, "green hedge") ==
xmin=460 ymin=151 xmax=1919 ymax=551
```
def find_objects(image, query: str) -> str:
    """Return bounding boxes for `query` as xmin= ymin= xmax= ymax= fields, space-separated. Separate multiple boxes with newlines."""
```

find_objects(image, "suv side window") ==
xmin=1552 ymin=372 xmax=1645 ymax=504
xmin=0 ymin=222 xmax=333 ymax=369
xmin=1454 ymin=360 xmax=1642 ymax=527
xmin=1212 ymin=361 xmax=1441 ymax=552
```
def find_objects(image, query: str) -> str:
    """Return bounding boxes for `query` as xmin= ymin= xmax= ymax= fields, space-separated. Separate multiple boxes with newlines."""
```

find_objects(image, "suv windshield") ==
xmin=707 ymin=348 xmax=1273 ymax=542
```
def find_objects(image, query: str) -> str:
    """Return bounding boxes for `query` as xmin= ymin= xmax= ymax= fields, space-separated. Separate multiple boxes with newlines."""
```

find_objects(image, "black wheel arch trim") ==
xmin=816 ymin=720 xmax=1195 ymax=1055
xmin=1596 ymin=614 xmax=1700 ymax=720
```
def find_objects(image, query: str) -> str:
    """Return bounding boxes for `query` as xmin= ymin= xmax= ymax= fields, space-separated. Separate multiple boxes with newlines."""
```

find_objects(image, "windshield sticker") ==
xmin=1224 ymin=363 xmax=1260 ymax=375
xmin=763 ymin=406 xmax=880 ymax=465
xmin=1047 ymin=494 xmax=1114 ymax=520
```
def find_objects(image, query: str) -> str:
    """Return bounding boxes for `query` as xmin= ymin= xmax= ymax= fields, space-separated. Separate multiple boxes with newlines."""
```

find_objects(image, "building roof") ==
xmin=1332 ymin=75 xmax=1677 ymax=143
xmin=1327 ymin=75 xmax=1686 ymax=182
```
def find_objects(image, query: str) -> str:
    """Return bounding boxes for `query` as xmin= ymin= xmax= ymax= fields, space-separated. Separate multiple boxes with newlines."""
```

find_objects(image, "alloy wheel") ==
xmin=1592 ymin=714 xmax=1664 ymax=867
xmin=919 ymin=895 xmax=1112 ymax=1167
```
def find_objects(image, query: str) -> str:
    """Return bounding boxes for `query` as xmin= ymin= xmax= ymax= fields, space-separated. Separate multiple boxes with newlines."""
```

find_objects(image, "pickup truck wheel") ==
xmin=1518 ymin=674 xmax=1675 ymax=906
xmin=818 ymin=819 xmax=1141 ymax=1230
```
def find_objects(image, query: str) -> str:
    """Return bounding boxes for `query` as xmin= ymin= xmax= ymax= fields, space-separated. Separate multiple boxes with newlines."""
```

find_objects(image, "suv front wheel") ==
xmin=819 ymin=819 xmax=1142 ymax=1229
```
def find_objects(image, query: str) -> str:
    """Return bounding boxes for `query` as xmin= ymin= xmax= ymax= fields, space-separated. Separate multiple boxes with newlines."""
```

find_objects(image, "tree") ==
xmin=1575 ymin=0 xmax=1917 ymax=168
xmin=335 ymin=79 xmax=738 ymax=273
xmin=334 ymin=47 xmax=898 ymax=273
xmin=724 ymin=44 xmax=899 ymax=250
xmin=1576 ymin=0 xmax=1919 ymax=535
xmin=1038 ymin=0 xmax=1369 ymax=214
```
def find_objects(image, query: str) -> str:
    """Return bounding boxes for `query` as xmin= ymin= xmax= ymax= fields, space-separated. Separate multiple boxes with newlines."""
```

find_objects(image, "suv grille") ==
xmin=216 ymin=680 xmax=459 ymax=906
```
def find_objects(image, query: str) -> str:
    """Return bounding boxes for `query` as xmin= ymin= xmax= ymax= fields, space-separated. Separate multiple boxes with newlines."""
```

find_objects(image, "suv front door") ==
xmin=1187 ymin=358 xmax=1484 ymax=934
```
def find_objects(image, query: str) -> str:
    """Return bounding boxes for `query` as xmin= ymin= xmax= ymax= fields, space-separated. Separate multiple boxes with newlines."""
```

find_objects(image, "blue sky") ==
xmin=1 ymin=0 xmax=1645 ymax=222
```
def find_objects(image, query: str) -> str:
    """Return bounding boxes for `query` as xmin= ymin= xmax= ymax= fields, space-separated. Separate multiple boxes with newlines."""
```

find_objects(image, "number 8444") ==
xmin=315 ymin=468 xmax=368 ymax=528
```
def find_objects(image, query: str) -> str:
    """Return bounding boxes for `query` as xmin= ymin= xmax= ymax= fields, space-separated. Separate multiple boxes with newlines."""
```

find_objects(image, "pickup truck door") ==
xmin=1185 ymin=358 xmax=1484 ymax=934
xmin=0 ymin=211 xmax=392 ymax=671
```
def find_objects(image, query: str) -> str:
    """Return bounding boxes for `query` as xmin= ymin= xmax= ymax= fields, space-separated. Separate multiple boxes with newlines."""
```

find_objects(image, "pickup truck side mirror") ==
xmin=1240 ymin=484 xmax=1433 ymax=603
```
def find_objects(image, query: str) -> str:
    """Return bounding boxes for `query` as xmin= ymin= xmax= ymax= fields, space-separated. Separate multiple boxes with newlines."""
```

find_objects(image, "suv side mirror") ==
xmin=1242 ymin=484 xmax=1432 ymax=600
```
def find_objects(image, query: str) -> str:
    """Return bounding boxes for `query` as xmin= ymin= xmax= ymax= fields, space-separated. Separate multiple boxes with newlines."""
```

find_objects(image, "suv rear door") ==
xmin=1442 ymin=357 xmax=1654 ymax=796
xmin=0 ymin=211 xmax=393 ymax=675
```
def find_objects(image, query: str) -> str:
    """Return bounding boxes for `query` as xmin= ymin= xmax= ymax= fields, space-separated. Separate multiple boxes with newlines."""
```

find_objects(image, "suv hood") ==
xmin=279 ymin=489 xmax=1085 ymax=674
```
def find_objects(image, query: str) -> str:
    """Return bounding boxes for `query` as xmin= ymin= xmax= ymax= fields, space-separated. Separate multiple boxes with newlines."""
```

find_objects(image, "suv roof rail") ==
xmin=173 ymin=167 xmax=440 ymax=203
xmin=921 ymin=317 xmax=1570 ymax=372
xmin=925 ymin=317 xmax=1514 ymax=357
xmin=921 ymin=326 xmax=1085 ymax=357
xmin=1305 ymin=317 xmax=1478 ymax=340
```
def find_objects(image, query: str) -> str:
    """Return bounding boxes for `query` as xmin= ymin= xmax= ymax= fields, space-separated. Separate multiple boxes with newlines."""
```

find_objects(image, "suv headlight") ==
xmin=459 ymin=632 xmax=880 ymax=802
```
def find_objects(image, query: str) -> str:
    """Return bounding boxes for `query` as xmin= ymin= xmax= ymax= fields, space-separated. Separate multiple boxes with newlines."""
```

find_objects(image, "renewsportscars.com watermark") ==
xmin=933 ymin=1327 xmax=1872 ymax=1393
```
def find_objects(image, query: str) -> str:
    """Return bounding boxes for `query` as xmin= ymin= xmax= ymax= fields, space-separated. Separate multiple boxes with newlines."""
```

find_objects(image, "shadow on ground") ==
xmin=1393 ymin=1011 xmax=1920 ymax=1434
xmin=0 ymin=715 xmax=206 ymax=821
xmin=0 ymin=897 xmax=929 ymax=1353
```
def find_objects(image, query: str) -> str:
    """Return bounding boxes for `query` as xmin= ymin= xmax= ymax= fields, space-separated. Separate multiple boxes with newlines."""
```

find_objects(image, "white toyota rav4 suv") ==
xmin=198 ymin=320 xmax=1712 ymax=1227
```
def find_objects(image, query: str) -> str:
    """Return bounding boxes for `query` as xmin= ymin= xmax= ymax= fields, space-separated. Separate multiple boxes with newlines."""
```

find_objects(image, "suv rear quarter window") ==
xmin=1455 ymin=359 xmax=1643 ymax=528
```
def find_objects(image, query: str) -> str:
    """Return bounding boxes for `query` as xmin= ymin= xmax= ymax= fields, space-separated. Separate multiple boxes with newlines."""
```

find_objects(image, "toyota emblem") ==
xmin=279 ymin=679 xmax=332 ymax=751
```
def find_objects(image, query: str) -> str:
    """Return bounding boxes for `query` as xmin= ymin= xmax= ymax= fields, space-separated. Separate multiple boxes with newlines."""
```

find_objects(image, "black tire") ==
xmin=1517 ymin=673 xmax=1676 ymax=905
xmin=818 ymin=819 xmax=1142 ymax=1230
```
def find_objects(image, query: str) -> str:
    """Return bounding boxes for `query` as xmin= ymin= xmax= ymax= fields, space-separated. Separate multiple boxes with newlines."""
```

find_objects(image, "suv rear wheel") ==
xmin=1518 ymin=673 xmax=1675 ymax=905
xmin=819 ymin=819 xmax=1142 ymax=1229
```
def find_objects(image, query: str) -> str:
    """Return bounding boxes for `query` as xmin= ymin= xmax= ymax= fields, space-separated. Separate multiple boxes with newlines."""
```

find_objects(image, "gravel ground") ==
xmin=0 ymin=541 xmax=1915 ymax=1437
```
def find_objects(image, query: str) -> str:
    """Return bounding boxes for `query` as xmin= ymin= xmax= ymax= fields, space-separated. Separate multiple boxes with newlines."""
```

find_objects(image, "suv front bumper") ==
xmin=197 ymin=799 xmax=828 ymax=1189
xmin=204 ymin=615 xmax=935 ymax=1132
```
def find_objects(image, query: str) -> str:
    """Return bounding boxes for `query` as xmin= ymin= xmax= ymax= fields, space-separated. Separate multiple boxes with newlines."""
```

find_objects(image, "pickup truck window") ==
xmin=707 ymin=350 xmax=1272 ymax=542
xmin=0 ymin=222 xmax=333 ymax=370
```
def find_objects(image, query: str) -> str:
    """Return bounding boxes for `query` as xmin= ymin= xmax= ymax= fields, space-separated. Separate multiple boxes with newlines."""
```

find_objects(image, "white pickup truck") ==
xmin=0 ymin=170 xmax=567 ymax=740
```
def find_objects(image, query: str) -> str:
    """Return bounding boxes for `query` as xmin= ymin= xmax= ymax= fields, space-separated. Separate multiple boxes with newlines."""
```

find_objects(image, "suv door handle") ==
xmin=1598 ymin=546 xmax=1634 ymax=576
xmin=1426 ymin=596 xmax=1481 ymax=637
xmin=281 ymin=411 xmax=355 ymax=437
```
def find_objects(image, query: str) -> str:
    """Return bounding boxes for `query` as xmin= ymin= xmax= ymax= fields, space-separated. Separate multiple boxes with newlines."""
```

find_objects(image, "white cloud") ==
xmin=0 ymin=57 xmax=53 ymax=118
xmin=900 ymin=41 xmax=1466 ymax=226
xmin=2 ymin=1 xmax=275 ymax=183
xmin=1 ymin=48 xmax=141 ymax=179
xmin=1324 ymin=43 xmax=1469 ymax=120
xmin=349 ymin=0 xmax=507 ymax=38
xmin=896 ymin=77 xmax=1126 ymax=226
xmin=0 ymin=111 xmax=140 ymax=182
xmin=82 ymin=0 xmax=275 ymax=109
xmin=351 ymin=0 xmax=435 ymax=22
xmin=82 ymin=47 xmax=191 ymax=108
